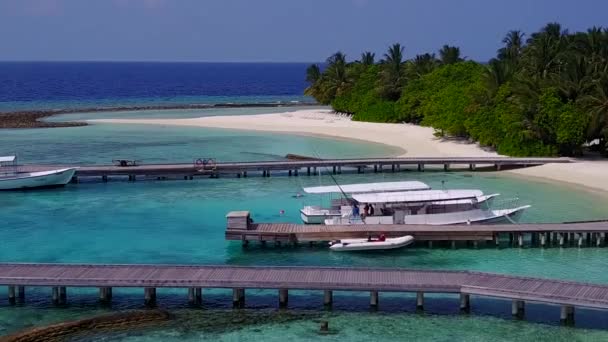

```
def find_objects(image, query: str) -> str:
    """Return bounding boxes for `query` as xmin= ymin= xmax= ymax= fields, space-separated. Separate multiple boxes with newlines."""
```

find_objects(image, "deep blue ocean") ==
xmin=0 ymin=62 xmax=312 ymax=111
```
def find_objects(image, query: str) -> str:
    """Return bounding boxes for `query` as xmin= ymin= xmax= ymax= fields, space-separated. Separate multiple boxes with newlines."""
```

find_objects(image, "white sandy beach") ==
xmin=91 ymin=109 xmax=608 ymax=193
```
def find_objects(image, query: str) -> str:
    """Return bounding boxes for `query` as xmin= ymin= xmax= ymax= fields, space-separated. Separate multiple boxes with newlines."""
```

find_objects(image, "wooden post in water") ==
xmin=279 ymin=289 xmax=288 ymax=308
xmin=460 ymin=293 xmax=470 ymax=312
xmin=8 ymin=286 xmax=15 ymax=304
xmin=99 ymin=287 xmax=112 ymax=303
xmin=418 ymin=164 xmax=424 ymax=172
xmin=512 ymin=300 xmax=525 ymax=318
xmin=233 ymin=288 xmax=245 ymax=308
xmin=469 ymin=164 xmax=476 ymax=171
xmin=188 ymin=287 xmax=202 ymax=305
xmin=560 ymin=305 xmax=575 ymax=325
xmin=444 ymin=164 xmax=450 ymax=171
xmin=144 ymin=287 xmax=156 ymax=306
xmin=52 ymin=287 xmax=60 ymax=304
xmin=370 ymin=290 xmax=379 ymax=308
xmin=416 ymin=292 xmax=424 ymax=310
xmin=323 ymin=290 xmax=333 ymax=307
xmin=540 ymin=233 xmax=546 ymax=247
xmin=518 ymin=233 xmax=524 ymax=247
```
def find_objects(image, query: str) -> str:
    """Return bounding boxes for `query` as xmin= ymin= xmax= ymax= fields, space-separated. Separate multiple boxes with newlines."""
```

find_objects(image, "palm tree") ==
xmin=580 ymin=76 xmax=608 ymax=153
xmin=439 ymin=45 xmax=463 ymax=65
xmin=521 ymin=22 xmax=570 ymax=79
xmin=410 ymin=53 xmax=438 ymax=78
xmin=323 ymin=51 xmax=351 ymax=99
xmin=360 ymin=51 xmax=375 ymax=66
xmin=498 ymin=30 xmax=525 ymax=64
xmin=378 ymin=43 xmax=406 ymax=100
xmin=305 ymin=64 xmax=321 ymax=84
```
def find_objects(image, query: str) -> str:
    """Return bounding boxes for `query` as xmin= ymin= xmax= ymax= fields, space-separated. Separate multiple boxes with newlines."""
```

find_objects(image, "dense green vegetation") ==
xmin=304 ymin=23 xmax=608 ymax=156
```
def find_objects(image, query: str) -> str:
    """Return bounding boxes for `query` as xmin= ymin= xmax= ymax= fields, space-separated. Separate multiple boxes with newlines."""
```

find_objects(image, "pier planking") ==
xmin=18 ymin=157 xmax=571 ymax=181
xmin=225 ymin=211 xmax=608 ymax=246
xmin=0 ymin=263 xmax=605 ymax=324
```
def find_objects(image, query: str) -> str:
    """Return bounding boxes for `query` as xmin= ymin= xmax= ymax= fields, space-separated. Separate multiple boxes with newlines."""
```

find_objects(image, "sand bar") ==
xmin=91 ymin=109 xmax=608 ymax=193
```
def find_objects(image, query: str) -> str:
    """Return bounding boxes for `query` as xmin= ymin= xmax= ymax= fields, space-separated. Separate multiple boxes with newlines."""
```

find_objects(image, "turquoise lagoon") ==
xmin=2 ymin=108 xmax=608 ymax=340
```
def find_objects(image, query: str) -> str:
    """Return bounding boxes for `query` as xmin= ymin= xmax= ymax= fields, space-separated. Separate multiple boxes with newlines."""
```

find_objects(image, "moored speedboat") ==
xmin=329 ymin=235 xmax=415 ymax=251
xmin=0 ymin=156 xmax=77 ymax=190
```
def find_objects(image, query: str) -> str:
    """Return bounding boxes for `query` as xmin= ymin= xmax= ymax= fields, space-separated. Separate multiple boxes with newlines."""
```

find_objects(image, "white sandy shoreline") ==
xmin=90 ymin=109 xmax=608 ymax=193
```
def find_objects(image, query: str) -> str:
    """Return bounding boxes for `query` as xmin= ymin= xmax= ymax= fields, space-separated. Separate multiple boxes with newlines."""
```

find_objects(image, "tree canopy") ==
xmin=304 ymin=23 xmax=608 ymax=156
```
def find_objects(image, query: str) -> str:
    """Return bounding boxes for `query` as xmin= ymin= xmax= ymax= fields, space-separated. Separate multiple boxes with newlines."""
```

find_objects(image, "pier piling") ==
xmin=279 ymin=289 xmax=288 ymax=308
xmin=144 ymin=287 xmax=156 ymax=306
xmin=323 ymin=290 xmax=333 ymax=307
xmin=51 ymin=287 xmax=60 ymax=304
xmin=233 ymin=288 xmax=245 ymax=308
xmin=370 ymin=290 xmax=379 ymax=308
xmin=460 ymin=294 xmax=470 ymax=312
xmin=416 ymin=292 xmax=424 ymax=310
xmin=512 ymin=300 xmax=525 ymax=318
xmin=188 ymin=287 xmax=202 ymax=305
xmin=8 ymin=286 xmax=15 ymax=304
xmin=99 ymin=287 xmax=112 ymax=303
xmin=560 ymin=305 xmax=575 ymax=325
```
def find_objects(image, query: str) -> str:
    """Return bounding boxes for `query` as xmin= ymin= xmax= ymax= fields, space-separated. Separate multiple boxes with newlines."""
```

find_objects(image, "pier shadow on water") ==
xmin=2 ymin=290 xmax=608 ymax=341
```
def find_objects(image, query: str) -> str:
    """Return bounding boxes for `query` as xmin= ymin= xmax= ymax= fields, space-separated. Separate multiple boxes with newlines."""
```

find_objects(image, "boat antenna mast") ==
xmin=310 ymin=148 xmax=352 ymax=204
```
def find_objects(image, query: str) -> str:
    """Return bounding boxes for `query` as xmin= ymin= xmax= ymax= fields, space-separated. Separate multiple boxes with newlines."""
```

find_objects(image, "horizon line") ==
xmin=0 ymin=60 xmax=324 ymax=64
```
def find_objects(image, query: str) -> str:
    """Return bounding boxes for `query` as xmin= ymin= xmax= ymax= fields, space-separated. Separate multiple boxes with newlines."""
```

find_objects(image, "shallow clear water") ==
xmin=3 ymin=107 xmax=401 ymax=164
xmin=3 ymin=111 xmax=608 ymax=339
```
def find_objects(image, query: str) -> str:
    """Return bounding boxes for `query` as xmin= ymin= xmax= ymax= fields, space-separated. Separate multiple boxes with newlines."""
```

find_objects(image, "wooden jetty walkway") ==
xmin=226 ymin=211 xmax=608 ymax=248
xmin=1 ymin=263 xmax=607 ymax=324
xmin=19 ymin=157 xmax=571 ymax=182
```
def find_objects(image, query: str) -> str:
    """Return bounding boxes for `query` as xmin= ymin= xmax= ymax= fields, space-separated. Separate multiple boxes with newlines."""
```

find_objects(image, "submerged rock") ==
xmin=2 ymin=309 xmax=171 ymax=342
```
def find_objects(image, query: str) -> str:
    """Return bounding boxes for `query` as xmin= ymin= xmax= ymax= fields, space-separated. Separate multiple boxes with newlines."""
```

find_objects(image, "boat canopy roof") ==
xmin=352 ymin=189 xmax=484 ymax=204
xmin=303 ymin=181 xmax=430 ymax=194
xmin=0 ymin=156 xmax=16 ymax=163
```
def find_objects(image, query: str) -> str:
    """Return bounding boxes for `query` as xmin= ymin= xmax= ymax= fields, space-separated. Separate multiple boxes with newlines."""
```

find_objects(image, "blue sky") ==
xmin=0 ymin=0 xmax=605 ymax=62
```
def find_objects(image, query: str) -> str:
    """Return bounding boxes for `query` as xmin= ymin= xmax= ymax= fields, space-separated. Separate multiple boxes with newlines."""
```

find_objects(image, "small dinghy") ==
xmin=329 ymin=235 xmax=414 ymax=252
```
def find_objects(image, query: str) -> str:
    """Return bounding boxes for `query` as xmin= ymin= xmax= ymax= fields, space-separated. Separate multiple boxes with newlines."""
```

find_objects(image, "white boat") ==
xmin=0 ymin=156 xmax=77 ymax=190
xmin=321 ymin=187 xmax=529 ymax=225
xmin=300 ymin=181 xmax=431 ymax=224
xmin=329 ymin=235 xmax=415 ymax=251
xmin=325 ymin=203 xmax=530 ymax=226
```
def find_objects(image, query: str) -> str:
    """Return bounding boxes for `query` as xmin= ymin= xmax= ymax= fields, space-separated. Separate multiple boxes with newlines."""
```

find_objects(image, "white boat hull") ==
xmin=325 ymin=206 xmax=531 ymax=226
xmin=330 ymin=235 xmax=415 ymax=251
xmin=0 ymin=168 xmax=77 ymax=190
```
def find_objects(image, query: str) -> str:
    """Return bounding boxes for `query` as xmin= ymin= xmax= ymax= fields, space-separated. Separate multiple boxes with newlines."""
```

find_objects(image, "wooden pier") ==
xmin=1 ymin=263 xmax=607 ymax=325
xmin=19 ymin=157 xmax=571 ymax=182
xmin=226 ymin=212 xmax=608 ymax=248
